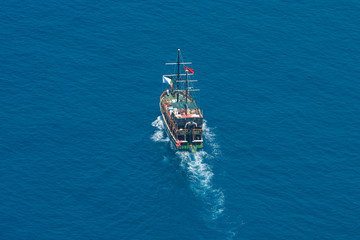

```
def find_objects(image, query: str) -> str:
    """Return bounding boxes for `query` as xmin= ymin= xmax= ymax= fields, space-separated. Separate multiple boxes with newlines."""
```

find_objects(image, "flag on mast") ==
xmin=162 ymin=76 xmax=172 ymax=85
xmin=184 ymin=65 xmax=194 ymax=74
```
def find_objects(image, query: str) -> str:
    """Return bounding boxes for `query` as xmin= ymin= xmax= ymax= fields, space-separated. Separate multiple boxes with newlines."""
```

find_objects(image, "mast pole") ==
xmin=185 ymin=70 xmax=188 ymax=115
xmin=177 ymin=49 xmax=180 ymax=103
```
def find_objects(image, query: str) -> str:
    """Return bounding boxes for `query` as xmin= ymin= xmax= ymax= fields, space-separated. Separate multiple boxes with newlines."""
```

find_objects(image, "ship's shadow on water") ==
xmin=151 ymin=116 xmax=224 ymax=220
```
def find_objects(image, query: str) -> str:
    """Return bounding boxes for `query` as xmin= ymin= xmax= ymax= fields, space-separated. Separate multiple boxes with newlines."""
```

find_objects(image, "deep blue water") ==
xmin=1 ymin=1 xmax=360 ymax=239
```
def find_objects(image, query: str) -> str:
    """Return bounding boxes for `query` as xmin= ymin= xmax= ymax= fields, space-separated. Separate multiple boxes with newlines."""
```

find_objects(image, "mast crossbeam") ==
xmin=165 ymin=62 xmax=192 ymax=65
xmin=164 ymin=74 xmax=194 ymax=77
xmin=177 ymin=80 xmax=198 ymax=82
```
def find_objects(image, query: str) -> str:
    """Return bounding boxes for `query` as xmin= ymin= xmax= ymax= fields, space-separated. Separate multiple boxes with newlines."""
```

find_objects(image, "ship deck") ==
xmin=161 ymin=92 xmax=202 ymax=119
xmin=161 ymin=93 xmax=198 ymax=110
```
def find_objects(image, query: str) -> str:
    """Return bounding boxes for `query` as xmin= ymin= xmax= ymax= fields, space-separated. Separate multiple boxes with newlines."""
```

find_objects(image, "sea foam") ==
xmin=177 ymin=151 xmax=225 ymax=220
xmin=151 ymin=116 xmax=169 ymax=142
xmin=151 ymin=116 xmax=224 ymax=219
xmin=203 ymin=120 xmax=221 ymax=157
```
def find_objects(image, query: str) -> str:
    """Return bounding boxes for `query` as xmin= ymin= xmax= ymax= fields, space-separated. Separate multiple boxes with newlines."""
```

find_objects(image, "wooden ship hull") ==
xmin=160 ymin=91 xmax=203 ymax=151
xmin=159 ymin=49 xmax=203 ymax=152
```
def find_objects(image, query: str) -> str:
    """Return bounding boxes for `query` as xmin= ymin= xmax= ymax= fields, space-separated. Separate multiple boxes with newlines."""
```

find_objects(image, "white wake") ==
xmin=203 ymin=120 xmax=221 ymax=156
xmin=151 ymin=116 xmax=169 ymax=142
xmin=151 ymin=116 xmax=224 ymax=219
xmin=177 ymin=151 xmax=225 ymax=219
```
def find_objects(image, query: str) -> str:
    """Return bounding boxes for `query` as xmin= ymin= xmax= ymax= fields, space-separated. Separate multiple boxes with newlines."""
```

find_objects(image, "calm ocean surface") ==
xmin=1 ymin=1 xmax=360 ymax=239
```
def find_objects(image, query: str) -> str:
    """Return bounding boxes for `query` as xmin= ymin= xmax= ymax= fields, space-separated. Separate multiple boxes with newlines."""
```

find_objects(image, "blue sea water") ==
xmin=1 ymin=1 xmax=360 ymax=239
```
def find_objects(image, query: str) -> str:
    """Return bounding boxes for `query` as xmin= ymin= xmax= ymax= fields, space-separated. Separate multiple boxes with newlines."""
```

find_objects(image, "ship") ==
xmin=160 ymin=49 xmax=203 ymax=153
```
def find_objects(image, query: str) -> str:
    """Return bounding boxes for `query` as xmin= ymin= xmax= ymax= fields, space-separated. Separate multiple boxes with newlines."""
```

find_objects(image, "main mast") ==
xmin=177 ymin=49 xmax=180 ymax=103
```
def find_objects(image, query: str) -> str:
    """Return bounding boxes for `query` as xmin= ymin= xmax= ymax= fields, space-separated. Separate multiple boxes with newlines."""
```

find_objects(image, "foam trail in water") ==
xmin=203 ymin=120 xmax=220 ymax=156
xmin=151 ymin=117 xmax=224 ymax=219
xmin=177 ymin=151 xmax=225 ymax=219
xmin=151 ymin=116 xmax=169 ymax=142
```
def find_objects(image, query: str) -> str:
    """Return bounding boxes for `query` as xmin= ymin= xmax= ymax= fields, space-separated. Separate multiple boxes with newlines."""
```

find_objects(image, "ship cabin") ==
xmin=160 ymin=90 xmax=203 ymax=149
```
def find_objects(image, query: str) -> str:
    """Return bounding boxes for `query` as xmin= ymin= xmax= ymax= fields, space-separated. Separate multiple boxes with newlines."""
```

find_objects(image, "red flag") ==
xmin=184 ymin=65 xmax=194 ymax=74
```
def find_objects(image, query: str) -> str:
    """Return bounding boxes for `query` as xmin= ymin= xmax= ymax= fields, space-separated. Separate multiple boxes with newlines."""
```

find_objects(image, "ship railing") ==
xmin=192 ymin=129 xmax=202 ymax=135
xmin=177 ymin=130 xmax=187 ymax=135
